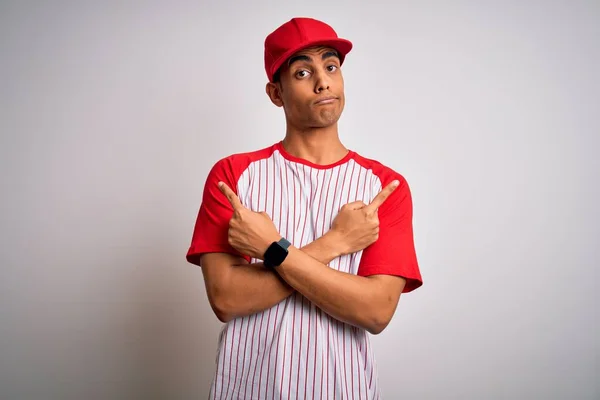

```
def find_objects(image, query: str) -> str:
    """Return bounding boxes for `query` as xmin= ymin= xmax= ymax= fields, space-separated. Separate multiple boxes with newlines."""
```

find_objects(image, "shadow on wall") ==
xmin=126 ymin=246 xmax=221 ymax=399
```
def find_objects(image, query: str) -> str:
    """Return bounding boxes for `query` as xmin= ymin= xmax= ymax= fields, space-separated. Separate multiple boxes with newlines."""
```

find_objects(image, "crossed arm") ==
xmin=199 ymin=232 xmax=343 ymax=323
xmin=198 ymin=181 xmax=406 ymax=334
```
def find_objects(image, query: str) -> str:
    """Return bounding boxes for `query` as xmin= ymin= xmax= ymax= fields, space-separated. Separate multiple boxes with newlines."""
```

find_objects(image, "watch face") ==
xmin=265 ymin=242 xmax=288 ymax=267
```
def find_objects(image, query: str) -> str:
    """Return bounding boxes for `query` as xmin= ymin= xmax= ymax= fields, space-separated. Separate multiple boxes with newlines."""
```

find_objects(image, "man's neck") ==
xmin=282 ymin=124 xmax=348 ymax=165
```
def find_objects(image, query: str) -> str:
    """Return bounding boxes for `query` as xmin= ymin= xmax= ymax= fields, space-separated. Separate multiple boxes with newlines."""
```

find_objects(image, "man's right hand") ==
xmin=329 ymin=180 xmax=400 ymax=256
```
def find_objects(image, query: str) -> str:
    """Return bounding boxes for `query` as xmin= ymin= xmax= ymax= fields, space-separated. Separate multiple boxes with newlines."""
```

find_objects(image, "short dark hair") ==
xmin=272 ymin=70 xmax=281 ymax=83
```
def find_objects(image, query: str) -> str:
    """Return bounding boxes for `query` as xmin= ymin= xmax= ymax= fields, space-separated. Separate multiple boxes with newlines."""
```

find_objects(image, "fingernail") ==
xmin=392 ymin=180 xmax=399 ymax=187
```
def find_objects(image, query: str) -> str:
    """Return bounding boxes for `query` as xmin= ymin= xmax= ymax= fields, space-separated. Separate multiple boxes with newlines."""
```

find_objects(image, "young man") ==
xmin=186 ymin=17 xmax=423 ymax=399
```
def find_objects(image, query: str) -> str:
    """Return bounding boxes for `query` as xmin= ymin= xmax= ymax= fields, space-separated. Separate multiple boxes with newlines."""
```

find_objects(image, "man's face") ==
xmin=269 ymin=46 xmax=345 ymax=129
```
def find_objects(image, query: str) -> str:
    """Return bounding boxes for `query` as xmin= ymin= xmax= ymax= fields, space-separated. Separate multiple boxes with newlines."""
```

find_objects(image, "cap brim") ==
xmin=269 ymin=38 xmax=353 ymax=82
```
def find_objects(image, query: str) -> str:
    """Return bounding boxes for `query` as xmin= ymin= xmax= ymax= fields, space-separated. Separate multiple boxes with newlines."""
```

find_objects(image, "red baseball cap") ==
xmin=264 ymin=17 xmax=353 ymax=82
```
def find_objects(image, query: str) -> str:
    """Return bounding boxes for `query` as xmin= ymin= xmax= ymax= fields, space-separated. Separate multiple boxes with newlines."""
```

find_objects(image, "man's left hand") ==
xmin=218 ymin=181 xmax=282 ymax=260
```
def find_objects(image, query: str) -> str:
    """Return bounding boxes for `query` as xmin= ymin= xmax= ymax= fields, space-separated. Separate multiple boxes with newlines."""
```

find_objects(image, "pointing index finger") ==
xmin=218 ymin=181 xmax=244 ymax=210
xmin=365 ymin=180 xmax=400 ymax=213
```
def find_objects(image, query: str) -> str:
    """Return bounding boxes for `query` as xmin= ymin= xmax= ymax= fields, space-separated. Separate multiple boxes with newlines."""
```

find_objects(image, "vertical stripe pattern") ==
xmin=209 ymin=150 xmax=383 ymax=399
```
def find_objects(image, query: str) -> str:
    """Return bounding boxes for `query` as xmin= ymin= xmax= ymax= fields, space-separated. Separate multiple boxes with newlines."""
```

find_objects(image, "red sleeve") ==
xmin=357 ymin=173 xmax=423 ymax=293
xmin=186 ymin=157 xmax=251 ymax=266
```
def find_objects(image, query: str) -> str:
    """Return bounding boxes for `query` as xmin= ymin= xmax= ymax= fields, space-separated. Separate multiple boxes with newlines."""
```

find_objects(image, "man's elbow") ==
xmin=208 ymin=292 xmax=236 ymax=323
xmin=366 ymin=317 xmax=391 ymax=335
xmin=363 ymin=276 xmax=405 ymax=334
xmin=365 ymin=308 xmax=395 ymax=335
xmin=214 ymin=307 xmax=234 ymax=323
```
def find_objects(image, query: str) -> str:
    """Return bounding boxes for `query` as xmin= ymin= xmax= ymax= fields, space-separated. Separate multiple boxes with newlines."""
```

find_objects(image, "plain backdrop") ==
xmin=1 ymin=1 xmax=598 ymax=399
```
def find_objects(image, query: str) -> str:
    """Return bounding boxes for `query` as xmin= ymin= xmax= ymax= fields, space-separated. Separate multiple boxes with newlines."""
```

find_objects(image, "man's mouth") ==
xmin=314 ymin=96 xmax=337 ymax=105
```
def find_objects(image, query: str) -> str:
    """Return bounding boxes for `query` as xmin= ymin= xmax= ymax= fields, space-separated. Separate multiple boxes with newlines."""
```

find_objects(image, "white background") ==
xmin=1 ymin=1 xmax=598 ymax=399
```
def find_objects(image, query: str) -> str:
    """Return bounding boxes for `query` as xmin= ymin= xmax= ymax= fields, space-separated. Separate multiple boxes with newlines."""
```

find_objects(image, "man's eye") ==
xmin=327 ymin=65 xmax=338 ymax=72
xmin=296 ymin=70 xmax=310 ymax=78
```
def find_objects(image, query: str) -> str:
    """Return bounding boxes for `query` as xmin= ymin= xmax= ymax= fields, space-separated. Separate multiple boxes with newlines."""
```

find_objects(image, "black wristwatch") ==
xmin=263 ymin=238 xmax=291 ymax=268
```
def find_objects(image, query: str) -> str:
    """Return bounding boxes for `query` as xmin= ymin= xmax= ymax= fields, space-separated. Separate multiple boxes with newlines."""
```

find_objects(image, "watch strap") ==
xmin=277 ymin=237 xmax=292 ymax=251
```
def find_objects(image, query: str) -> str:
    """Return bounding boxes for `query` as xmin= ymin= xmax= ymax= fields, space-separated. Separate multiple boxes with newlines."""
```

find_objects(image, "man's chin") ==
xmin=314 ymin=111 xmax=342 ymax=127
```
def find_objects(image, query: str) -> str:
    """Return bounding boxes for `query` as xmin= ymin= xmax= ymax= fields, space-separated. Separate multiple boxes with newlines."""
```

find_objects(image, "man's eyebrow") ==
xmin=287 ymin=50 xmax=340 ymax=67
xmin=287 ymin=55 xmax=311 ymax=67
xmin=322 ymin=51 xmax=340 ymax=61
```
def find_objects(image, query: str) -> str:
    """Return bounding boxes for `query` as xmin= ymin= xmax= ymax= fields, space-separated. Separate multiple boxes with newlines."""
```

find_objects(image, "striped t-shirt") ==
xmin=187 ymin=141 xmax=422 ymax=399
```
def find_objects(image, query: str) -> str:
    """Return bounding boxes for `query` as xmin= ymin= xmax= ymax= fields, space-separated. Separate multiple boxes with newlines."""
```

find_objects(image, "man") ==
xmin=186 ymin=17 xmax=423 ymax=399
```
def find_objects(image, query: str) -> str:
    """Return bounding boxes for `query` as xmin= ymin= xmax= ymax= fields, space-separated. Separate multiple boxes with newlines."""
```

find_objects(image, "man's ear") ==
xmin=265 ymin=82 xmax=284 ymax=107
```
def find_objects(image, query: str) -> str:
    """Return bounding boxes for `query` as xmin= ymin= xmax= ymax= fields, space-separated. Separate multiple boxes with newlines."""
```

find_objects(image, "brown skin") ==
xmin=201 ymin=233 xmax=350 ymax=323
xmin=267 ymin=46 xmax=345 ymax=130
xmin=200 ymin=46 xmax=406 ymax=333
xmin=266 ymin=46 xmax=348 ymax=165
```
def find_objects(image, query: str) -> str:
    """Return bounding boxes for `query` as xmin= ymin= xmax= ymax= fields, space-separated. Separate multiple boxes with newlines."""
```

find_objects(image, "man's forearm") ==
xmin=219 ymin=232 xmax=343 ymax=321
xmin=275 ymin=246 xmax=406 ymax=334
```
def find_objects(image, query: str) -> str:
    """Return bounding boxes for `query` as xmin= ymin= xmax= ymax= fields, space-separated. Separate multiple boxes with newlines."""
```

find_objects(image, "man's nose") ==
xmin=314 ymin=70 xmax=331 ymax=93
